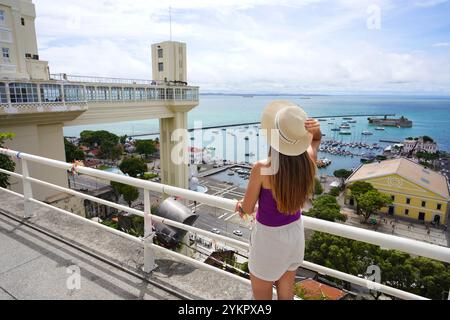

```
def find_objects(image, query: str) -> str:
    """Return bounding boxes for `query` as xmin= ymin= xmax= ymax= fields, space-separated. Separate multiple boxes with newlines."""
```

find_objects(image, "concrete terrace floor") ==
xmin=0 ymin=189 xmax=252 ymax=300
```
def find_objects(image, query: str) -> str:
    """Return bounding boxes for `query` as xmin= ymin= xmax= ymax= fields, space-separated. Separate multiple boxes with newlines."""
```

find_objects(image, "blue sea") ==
xmin=63 ymin=95 xmax=450 ymax=175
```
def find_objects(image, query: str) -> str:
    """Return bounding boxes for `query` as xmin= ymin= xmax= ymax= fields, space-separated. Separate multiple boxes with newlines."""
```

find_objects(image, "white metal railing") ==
xmin=0 ymin=148 xmax=449 ymax=300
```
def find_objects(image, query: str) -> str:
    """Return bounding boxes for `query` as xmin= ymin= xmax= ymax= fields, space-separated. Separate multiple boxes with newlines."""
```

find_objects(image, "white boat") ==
xmin=362 ymin=131 xmax=373 ymax=135
xmin=375 ymin=127 xmax=385 ymax=131
xmin=227 ymin=170 xmax=235 ymax=176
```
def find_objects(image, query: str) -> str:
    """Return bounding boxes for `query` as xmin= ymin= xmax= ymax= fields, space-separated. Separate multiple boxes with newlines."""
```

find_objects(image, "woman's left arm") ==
xmin=237 ymin=162 xmax=263 ymax=217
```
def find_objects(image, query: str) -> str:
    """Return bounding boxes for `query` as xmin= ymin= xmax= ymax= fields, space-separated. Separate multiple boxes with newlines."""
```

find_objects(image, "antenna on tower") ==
xmin=169 ymin=6 xmax=172 ymax=41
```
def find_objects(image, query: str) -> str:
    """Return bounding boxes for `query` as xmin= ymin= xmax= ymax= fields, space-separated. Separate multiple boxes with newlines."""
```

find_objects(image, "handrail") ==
xmin=1 ymin=147 xmax=449 ymax=300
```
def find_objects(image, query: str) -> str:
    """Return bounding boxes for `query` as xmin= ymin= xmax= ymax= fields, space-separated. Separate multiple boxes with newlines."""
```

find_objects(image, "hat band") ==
xmin=275 ymin=112 xmax=299 ymax=145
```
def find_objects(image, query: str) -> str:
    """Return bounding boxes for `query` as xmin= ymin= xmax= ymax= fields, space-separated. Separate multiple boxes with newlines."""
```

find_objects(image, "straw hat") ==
xmin=261 ymin=100 xmax=313 ymax=156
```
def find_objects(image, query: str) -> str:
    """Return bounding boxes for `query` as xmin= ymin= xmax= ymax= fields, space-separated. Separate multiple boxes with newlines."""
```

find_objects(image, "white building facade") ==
xmin=0 ymin=0 xmax=49 ymax=80
xmin=403 ymin=137 xmax=437 ymax=154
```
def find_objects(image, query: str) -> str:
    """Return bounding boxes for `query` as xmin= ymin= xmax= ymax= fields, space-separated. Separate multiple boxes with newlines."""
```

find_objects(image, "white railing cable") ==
xmin=1 ymin=148 xmax=447 ymax=263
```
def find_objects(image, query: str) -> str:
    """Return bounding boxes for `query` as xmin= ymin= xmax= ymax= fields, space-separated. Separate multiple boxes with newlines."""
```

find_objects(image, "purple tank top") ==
xmin=256 ymin=188 xmax=301 ymax=227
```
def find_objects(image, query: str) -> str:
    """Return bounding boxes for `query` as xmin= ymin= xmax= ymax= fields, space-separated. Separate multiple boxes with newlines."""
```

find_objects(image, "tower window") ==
xmin=0 ymin=10 xmax=5 ymax=25
xmin=158 ymin=62 xmax=164 ymax=72
xmin=406 ymin=198 xmax=411 ymax=205
xmin=21 ymin=17 xmax=25 ymax=26
xmin=2 ymin=47 xmax=10 ymax=63
xmin=157 ymin=48 xmax=163 ymax=58
xmin=404 ymin=209 xmax=409 ymax=215
xmin=437 ymin=203 xmax=442 ymax=210
xmin=421 ymin=201 xmax=426 ymax=207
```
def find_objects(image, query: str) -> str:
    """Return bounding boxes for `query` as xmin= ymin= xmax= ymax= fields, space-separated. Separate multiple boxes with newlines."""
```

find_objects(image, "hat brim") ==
xmin=260 ymin=100 xmax=313 ymax=156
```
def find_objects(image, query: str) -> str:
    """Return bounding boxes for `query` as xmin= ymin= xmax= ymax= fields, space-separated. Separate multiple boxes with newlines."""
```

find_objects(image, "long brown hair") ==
xmin=268 ymin=148 xmax=316 ymax=215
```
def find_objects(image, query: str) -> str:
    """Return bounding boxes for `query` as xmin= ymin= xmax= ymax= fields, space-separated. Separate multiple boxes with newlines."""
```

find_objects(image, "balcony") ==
xmin=0 ymin=147 xmax=449 ymax=300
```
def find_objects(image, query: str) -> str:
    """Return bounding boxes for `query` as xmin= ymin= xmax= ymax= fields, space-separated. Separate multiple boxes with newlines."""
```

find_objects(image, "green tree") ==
xmin=80 ymin=130 xmax=119 ymax=148
xmin=328 ymin=186 xmax=340 ymax=197
xmin=119 ymin=157 xmax=147 ymax=178
xmin=305 ymin=232 xmax=450 ymax=299
xmin=306 ymin=195 xmax=347 ymax=222
xmin=111 ymin=182 xmax=139 ymax=207
xmin=314 ymin=178 xmax=324 ymax=197
xmin=121 ymin=185 xmax=139 ymax=207
xmin=135 ymin=139 xmax=156 ymax=159
xmin=99 ymin=141 xmax=122 ymax=160
xmin=348 ymin=181 xmax=375 ymax=216
xmin=64 ymin=138 xmax=85 ymax=162
xmin=0 ymin=133 xmax=16 ymax=188
xmin=333 ymin=169 xmax=353 ymax=189
xmin=357 ymin=190 xmax=392 ymax=223
xmin=119 ymin=135 xmax=128 ymax=145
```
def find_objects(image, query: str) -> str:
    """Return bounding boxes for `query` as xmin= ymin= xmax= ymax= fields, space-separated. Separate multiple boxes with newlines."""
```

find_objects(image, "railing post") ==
xmin=21 ymin=158 xmax=34 ymax=219
xmin=143 ymin=189 xmax=157 ymax=273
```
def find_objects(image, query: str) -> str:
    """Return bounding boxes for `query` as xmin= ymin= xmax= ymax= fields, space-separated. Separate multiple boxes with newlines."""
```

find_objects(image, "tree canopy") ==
xmin=314 ymin=178 xmax=324 ymax=197
xmin=333 ymin=169 xmax=353 ymax=189
xmin=0 ymin=133 xmax=16 ymax=188
xmin=119 ymin=157 xmax=147 ymax=178
xmin=305 ymin=232 xmax=450 ymax=299
xmin=64 ymin=138 xmax=85 ymax=162
xmin=348 ymin=181 xmax=391 ymax=223
xmin=135 ymin=139 xmax=156 ymax=158
xmin=306 ymin=194 xmax=347 ymax=222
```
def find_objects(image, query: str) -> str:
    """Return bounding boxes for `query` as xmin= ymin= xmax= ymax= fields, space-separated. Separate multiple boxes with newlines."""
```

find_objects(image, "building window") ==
xmin=111 ymin=87 xmax=122 ymax=100
xmin=405 ymin=209 xmax=409 ymax=215
xmin=2 ymin=47 xmax=10 ymax=63
xmin=96 ymin=86 xmax=109 ymax=100
xmin=21 ymin=17 xmax=25 ymax=26
xmin=122 ymin=87 xmax=134 ymax=100
xmin=437 ymin=203 xmax=442 ymax=211
xmin=64 ymin=85 xmax=85 ymax=102
xmin=0 ymin=10 xmax=5 ymax=25
xmin=40 ymin=84 xmax=62 ymax=102
xmin=135 ymin=88 xmax=145 ymax=100
xmin=421 ymin=201 xmax=426 ymax=207
xmin=9 ymin=83 xmax=38 ymax=103
xmin=86 ymin=86 xmax=96 ymax=101
xmin=158 ymin=62 xmax=164 ymax=72
xmin=147 ymin=88 xmax=156 ymax=100
xmin=391 ymin=195 xmax=395 ymax=201
xmin=157 ymin=48 xmax=163 ymax=58
xmin=0 ymin=82 xmax=7 ymax=103
xmin=406 ymin=198 xmax=411 ymax=205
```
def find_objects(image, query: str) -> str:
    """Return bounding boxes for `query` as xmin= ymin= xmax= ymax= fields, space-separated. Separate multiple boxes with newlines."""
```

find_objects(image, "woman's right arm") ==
xmin=306 ymin=119 xmax=322 ymax=162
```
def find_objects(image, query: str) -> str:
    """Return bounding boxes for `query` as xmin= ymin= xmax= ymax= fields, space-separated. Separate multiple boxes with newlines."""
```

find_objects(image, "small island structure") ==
xmin=367 ymin=115 xmax=412 ymax=128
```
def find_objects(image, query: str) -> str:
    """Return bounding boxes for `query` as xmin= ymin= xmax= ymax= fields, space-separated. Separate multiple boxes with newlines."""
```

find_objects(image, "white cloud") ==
xmin=432 ymin=42 xmax=450 ymax=47
xmin=34 ymin=0 xmax=450 ymax=94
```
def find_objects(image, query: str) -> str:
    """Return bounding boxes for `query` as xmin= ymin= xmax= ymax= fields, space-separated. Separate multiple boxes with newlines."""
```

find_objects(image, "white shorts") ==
xmin=248 ymin=218 xmax=305 ymax=282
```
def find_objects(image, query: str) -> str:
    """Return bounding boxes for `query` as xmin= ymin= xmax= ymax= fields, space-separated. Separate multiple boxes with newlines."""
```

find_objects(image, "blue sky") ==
xmin=34 ymin=0 xmax=450 ymax=94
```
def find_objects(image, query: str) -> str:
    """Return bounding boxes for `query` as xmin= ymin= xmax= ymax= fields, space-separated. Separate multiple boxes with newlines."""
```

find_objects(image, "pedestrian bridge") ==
xmin=0 ymin=147 xmax=449 ymax=300
xmin=0 ymin=73 xmax=199 ymax=126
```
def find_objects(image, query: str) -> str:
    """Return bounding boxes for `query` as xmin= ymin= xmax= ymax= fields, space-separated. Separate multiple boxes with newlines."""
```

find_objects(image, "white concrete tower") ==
xmin=151 ymin=41 xmax=187 ymax=84
xmin=0 ymin=0 xmax=49 ymax=80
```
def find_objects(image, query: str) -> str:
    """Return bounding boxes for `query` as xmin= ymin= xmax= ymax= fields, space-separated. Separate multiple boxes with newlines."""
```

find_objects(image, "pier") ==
xmin=128 ymin=113 xmax=396 ymax=138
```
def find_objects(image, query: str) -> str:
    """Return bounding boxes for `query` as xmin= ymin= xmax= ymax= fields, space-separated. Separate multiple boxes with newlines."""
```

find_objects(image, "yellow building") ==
xmin=345 ymin=158 xmax=450 ymax=225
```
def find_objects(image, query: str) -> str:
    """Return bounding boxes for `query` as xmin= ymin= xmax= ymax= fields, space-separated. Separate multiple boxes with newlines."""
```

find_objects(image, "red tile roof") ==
xmin=296 ymin=279 xmax=347 ymax=300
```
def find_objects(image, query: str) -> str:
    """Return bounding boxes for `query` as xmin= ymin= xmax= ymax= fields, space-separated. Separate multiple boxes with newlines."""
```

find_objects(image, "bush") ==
xmin=142 ymin=172 xmax=158 ymax=180
xmin=329 ymin=187 xmax=340 ymax=197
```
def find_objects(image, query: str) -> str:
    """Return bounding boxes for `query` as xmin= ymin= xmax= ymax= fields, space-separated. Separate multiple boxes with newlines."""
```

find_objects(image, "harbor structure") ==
xmin=368 ymin=115 xmax=412 ymax=128
xmin=345 ymin=158 xmax=450 ymax=225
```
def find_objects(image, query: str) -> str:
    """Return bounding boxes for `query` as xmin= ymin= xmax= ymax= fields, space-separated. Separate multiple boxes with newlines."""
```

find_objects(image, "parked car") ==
xmin=233 ymin=230 xmax=243 ymax=237
xmin=211 ymin=228 xmax=220 ymax=234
